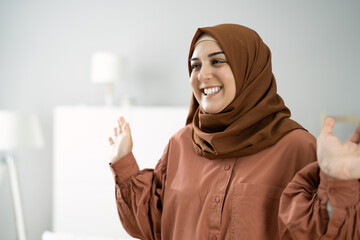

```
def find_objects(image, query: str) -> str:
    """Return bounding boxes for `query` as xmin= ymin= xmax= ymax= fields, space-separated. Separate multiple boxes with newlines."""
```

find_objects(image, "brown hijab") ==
xmin=186 ymin=24 xmax=304 ymax=159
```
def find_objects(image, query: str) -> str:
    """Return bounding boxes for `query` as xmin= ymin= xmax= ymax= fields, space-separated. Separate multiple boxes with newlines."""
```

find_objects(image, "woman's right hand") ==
xmin=109 ymin=116 xmax=133 ymax=164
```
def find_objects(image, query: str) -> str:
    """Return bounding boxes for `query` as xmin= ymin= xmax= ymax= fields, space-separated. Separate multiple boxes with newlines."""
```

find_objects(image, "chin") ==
xmin=200 ymin=97 xmax=229 ymax=114
xmin=202 ymin=105 xmax=223 ymax=114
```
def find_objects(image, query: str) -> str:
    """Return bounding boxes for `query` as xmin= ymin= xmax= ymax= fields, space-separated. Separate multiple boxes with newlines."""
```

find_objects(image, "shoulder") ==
xmin=263 ymin=129 xmax=317 ymax=184
xmin=275 ymin=129 xmax=317 ymax=166
xmin=154 ymin=125 xmax=193 ymax=170
xmin=163 ymin=124 xmax=194 ymax=157
xmin=278 ymin=129 xmax=316 ymax=151
xmin=169 ymin=124 xmax=192 ymax=143
xmin=281 ymin=129 xmax=316 ymax=143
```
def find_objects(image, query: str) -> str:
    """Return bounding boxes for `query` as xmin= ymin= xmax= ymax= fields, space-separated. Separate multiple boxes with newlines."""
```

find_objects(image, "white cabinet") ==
xmin=53 ymin=106 xmax=188 ymax=239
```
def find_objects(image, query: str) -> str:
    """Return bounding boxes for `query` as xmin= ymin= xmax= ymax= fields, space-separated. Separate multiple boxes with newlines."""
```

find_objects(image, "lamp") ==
xmin=0 ymin=111 xmax=44 ymax=240
xmin=90 ymin=51 xmax=123 ymax=106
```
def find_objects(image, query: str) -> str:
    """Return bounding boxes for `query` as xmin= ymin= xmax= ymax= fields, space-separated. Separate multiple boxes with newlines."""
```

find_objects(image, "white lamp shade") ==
xmin=0 ymin=111 xmax=44 ymax=151
xmin=90 ymin=52 xmax=122 ymax=84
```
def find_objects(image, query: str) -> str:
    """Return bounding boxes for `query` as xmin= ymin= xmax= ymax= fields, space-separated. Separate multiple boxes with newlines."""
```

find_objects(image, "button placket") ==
xmin=208 ymin=159 xmax=236 ymax=238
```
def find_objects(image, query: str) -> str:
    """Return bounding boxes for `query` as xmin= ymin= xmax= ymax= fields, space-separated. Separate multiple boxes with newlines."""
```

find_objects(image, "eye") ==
xmin=211 ymin=59 xmax=226 ymax=65
xmin=191 ymin=63 xmax=201 ymax=70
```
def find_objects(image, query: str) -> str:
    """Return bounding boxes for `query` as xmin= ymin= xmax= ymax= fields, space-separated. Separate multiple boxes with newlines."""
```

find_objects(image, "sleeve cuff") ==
xmin=109 ymin=152 xmax=140 ymax=184
xmin=320 ymin=170 xmax=360 ymax=208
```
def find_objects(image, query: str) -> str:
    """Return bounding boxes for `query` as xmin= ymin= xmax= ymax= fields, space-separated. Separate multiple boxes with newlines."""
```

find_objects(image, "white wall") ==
xmin=0 ymin=0 xmax=359 ymax=239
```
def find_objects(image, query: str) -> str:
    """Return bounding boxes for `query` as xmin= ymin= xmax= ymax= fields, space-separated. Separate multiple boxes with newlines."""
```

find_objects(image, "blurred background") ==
xmin=0 ymin=0 xmax=359 ymax=239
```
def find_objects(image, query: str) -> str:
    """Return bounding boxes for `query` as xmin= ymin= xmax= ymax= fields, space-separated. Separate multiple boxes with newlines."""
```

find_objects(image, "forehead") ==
xmin=191 ymin=40 xmax=223 ymax=58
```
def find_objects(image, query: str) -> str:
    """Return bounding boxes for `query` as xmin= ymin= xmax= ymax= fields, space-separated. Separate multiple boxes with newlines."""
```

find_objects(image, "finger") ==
xmin=109 ymin=137 xmax=114 ymax=145
xmin=123 ymin=122 xmax=131 ymax=134
xmin=121 ymin=119 xmax=128 ymax=132
xmin=118 ymin=116 xmax=125 ymax=128
xmin=118 ymin=116 xmax=123 ymax=126
xmin=118 ymin=116 xmax=125 ymax=133
xmin=119 ymin=116 xmax=125 ymax=124
xmin=114 ymin=128 xmax=118 ymax=137
xmin=348 ymin=122 xmax=360 ymax=144
xmin=320 ymin=117 xmax=335 ymax=137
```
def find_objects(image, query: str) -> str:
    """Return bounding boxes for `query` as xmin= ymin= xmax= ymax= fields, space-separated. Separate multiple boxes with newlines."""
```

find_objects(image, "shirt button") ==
xmin=224 ymin=165 xmax=230 ymax=170
xmin=215 ymin=197 xmax=220 ymax=203
xmin=212 ymin=236 xmax=217 ymax=240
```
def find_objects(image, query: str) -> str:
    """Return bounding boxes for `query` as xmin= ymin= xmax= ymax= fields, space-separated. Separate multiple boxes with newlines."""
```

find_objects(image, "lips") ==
xmin=202 ymin=86 xmax=222 ymax=96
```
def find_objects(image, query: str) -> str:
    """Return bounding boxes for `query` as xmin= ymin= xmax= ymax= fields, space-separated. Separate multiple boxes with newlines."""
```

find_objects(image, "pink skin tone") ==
xmin=317 ymin=118 xmax=360 ymax=180
xmin=109 ymin=116 xmax=133 ymax=163
xmin=189 ymin=40 xmax=236 ymax=114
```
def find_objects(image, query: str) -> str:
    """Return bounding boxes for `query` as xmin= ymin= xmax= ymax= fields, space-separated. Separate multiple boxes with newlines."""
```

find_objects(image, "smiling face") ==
xmin=190 ymin=40 xmax=236 ymax=114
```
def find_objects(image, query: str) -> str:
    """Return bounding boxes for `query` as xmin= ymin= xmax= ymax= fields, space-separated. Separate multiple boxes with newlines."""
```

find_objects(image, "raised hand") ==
xmin=109 ymin=116 xmax=133 ymax=164
xmin=317 ymin=117 xmax=360 ymax=180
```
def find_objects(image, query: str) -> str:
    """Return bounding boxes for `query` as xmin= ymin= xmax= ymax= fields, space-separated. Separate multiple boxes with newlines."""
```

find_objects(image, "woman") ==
xmin=108 ymin=24 xmax=360 ymax=239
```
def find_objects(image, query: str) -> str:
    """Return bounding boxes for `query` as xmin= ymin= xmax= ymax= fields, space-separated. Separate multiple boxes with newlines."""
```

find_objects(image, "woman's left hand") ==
xmin=317 ymin=117 xmax=360 ymax=180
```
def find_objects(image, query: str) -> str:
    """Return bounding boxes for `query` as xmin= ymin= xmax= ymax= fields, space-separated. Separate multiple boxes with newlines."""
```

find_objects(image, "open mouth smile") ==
xmin=202 ymin=86 xmax=222 ymax=96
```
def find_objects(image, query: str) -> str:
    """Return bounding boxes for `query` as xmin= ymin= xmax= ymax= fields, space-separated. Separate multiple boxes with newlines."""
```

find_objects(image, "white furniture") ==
xmin=52 ymin=106 xmax=188 ymax=239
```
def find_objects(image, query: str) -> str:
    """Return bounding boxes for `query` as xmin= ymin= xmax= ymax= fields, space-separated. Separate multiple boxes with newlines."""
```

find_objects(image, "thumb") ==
xmin=320 ymin=117 xmax=335 ymax=138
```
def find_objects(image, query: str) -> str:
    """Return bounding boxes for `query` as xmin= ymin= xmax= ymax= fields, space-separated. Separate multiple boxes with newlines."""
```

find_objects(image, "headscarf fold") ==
xmin=186 ymin=24 xmax=304 ymax=159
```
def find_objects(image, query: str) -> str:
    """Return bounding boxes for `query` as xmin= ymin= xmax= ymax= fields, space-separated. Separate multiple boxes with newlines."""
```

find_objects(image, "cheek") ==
xmin=229 ymin=79 xmax=236 ymax=99
xmin=190 ymin=75 xmax=198 ymax=92
xmin=190 ymin=75 xmax=202 ymax=103
xmin=228 ymin=88 xmax=236 ymax=103
xmin=224 ymin=74 xmax=237 ymax=102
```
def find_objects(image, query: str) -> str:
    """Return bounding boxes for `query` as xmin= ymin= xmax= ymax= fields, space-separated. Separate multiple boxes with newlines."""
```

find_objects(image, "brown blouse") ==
xmin=109 ymin=125 xmax=360 ymax=239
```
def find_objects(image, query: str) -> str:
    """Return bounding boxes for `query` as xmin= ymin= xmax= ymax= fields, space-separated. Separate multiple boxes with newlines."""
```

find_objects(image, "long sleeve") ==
xmin=109 ymin=145 xmax=169 ymax=240
xmin=278 ymin=161 xmax=360 ymax=239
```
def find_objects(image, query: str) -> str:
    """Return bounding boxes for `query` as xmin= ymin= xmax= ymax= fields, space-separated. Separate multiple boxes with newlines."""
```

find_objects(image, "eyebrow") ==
xmin=190 ymin=51 xmax=225 ymax=62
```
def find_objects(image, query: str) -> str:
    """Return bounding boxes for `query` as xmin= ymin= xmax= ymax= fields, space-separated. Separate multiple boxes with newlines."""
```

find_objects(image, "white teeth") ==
xmin=203 ymin=87 xmax=221 ymax=95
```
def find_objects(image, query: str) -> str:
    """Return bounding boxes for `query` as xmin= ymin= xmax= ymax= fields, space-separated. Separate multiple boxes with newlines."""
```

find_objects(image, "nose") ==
xmin=198 ymin=64 xmax=213 ymax=82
